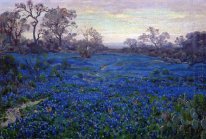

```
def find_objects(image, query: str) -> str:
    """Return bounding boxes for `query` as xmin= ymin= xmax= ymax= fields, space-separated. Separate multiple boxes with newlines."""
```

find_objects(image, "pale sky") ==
xmin=0 ymin=0 xmax=206 ymax=45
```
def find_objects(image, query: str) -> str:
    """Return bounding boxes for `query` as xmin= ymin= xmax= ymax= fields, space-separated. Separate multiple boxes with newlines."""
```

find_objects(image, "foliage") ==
xmin=124 ymin=38 xmax=138 ymax=49
xmin=77 ymin=27 xmax=103 ymax=58
xmin=123 ymin=28 xmax=206 ymax=64
xmin=175 ymin=36 xmax=185 ymax=47
xmin=15 ymin=0 xmax=48 ymax=45
xmin=0 ymin=11 xmax=29 ymax=48
xmin=42 ymin=7 xmax=77 ymax=47
xmin=24 ymin=56 xmax=49 ymax=81
xmin=61 ymin=59 xmax=71 ymax=70
xmin=159 ymin=94 xmax=206 ymax=139
xmin=0 ymin=55 xmax=20 ymax=123
xmin=138 ymin=27 xmax=170 ymax=47
xmin=184 ymin=31 xmax=206 ymax=49
xmin=0 ymin=55 xmax=18 ymax=82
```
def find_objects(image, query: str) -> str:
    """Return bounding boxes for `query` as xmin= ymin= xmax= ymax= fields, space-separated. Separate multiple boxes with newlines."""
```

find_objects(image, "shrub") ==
xmin=1 ymin=87 xmax=12 ymax=95
xmin=0 ymin=55 xmax=21 ymax=95
xmin=34 ymin=58 xmax=49 ymax=71
xmin=20 ymin=63 xmax=27 ymax=70
xmin=47 ymin=58 xmax=56 ymax=64
xmin=24 ymin=56 xmax=49 ymax=81
xmin=162 ymin=69 xmax=170 ymax=75
xmin=78 ymin=44 xmax=92 ymax=58
xmin=159 ymin=94 xmax=206 ymax=138
xmin=28 ymin=80 xmax=36 ymax=88
xmin=151 ymin=69 xmax=160 ymax=76
xmin=17 ymin=73 xmax=23 ymax=83
xmin=61 ymin=59 xmax=71 ymax=70
xmin=50 ymin=67 xmax=62 ymax=80
xmin=0 ymin=55 xmax=18 ymax=81
xmin=39 ymin=74 xmax=46 ymax=82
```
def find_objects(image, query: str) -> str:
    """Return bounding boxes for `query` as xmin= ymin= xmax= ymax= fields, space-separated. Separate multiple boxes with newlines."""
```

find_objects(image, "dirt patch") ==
xmin=0 ymin=99 xmax=44 ymax=128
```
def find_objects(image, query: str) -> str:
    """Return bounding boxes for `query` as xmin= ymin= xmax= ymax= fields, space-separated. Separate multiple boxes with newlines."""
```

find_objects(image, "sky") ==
xmin=0 ymin=0 xmax=206 ymax=47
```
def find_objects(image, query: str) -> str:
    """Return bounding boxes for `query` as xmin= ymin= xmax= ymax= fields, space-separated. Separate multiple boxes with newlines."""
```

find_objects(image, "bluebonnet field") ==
xmin=0 ymin=53 xmax=206 ymax=138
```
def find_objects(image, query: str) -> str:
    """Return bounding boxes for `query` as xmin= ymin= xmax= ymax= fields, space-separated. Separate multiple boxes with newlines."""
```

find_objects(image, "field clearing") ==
xmin=1 ymin=53 xmax=206 ymax=138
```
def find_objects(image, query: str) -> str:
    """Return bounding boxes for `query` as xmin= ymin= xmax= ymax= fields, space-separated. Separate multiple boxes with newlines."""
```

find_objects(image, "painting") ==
xmin=0 ymin=0 xmax=206 ymax=138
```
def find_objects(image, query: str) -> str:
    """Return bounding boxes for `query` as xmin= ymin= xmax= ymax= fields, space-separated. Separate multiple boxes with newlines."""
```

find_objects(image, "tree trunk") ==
xmin=33 ymin=24 xmax=37 ymax=45
xmin=17 ymin=45 xmax=22 ymax=54
xmin=153 ymin=42 xmax=157 ymax=47
xmin=13 ymin=38 xmax=18 ymax=46
xmin=58 ymin=35 xmax=62 ymax=47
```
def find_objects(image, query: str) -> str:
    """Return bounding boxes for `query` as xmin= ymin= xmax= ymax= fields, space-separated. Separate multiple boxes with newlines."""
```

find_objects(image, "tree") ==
xmin=182 ymin=31 xmax=206 ymax=64
xmin=41 ymin=30 xmax=57 ymax=51
xmin=175 ymin=36 xmax=185 ymax=47
xmin=0 ymin=11 xmax=30 ymax=47
xmin=138 ymin=27 xmax=170 ymax=47
xmin=0 ymin=12 xmax=13 ymax=47
xmin=124 ymin=38 xmax=138 ymax=49
xmin=182 ymin=31 xmax=206 ymax=54
xmin=77 ymin=27 xmax=103 ymax=58
xmin=184 ymin=31 xmax=206 ymax=49
xmin=42 ymin=7 xmax=77 ymax=47
xmin=15 ymin=0 xmax=47 ymax=45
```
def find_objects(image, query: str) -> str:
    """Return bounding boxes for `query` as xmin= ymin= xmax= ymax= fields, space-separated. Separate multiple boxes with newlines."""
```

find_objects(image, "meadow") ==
xmin=0 ymin=53 xmax=206 ymax=138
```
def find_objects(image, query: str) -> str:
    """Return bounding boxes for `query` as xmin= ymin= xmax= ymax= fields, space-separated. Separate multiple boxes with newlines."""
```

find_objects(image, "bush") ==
xmin=20 ymin=63 xmax=27 ymax=70
xmin=0 ymin=55 xmax=18 ymax=81
xmin=78 ymin=46 xmax=92 ymax=58
xmin=61 ymin=59 xmax=71 ymax=70
xmin=0 ymin=55 xmax=22 ymax=95
xmin=28 ymin=80 xmax=36 ymax=88
xmin=39 ymin=74 xmax=46 ymax=82
xmin=162 ymin=69 xmax=170 ymax=75
xmin=151 ymin=69 xmax=160 ymax=76
xmin=24 ymin=56 xmax=49 ymax=81
xmin=159 ymin=94 xmax=206 ymax=138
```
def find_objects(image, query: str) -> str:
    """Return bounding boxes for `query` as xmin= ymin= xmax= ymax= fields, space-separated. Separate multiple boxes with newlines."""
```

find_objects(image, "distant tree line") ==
xmin=124 ymin=27 xmax=206 ymax=64
xmin=0 ymin=1 xmax=205 ymax=63
xmin=0 ymin=0 xmax=106 ymax=58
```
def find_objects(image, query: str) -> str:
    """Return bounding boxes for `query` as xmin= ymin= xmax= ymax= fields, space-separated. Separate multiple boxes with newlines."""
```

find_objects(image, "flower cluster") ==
xmin=0 ymin=53 xmax=206 ymax=138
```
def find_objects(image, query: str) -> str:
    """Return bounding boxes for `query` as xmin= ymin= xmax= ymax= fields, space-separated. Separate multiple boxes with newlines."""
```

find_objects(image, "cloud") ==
xmin=0 ymin=0 xmax=206 ymax=44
